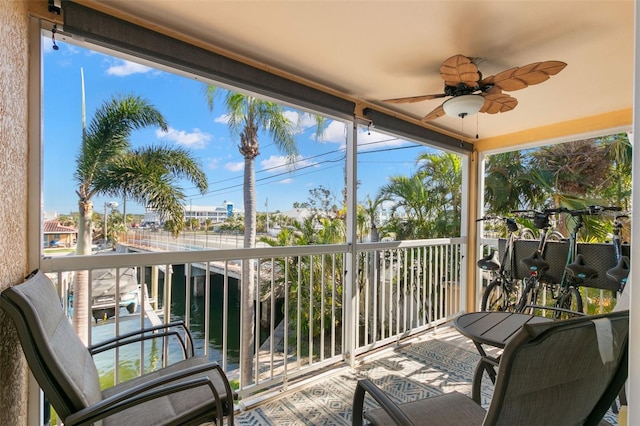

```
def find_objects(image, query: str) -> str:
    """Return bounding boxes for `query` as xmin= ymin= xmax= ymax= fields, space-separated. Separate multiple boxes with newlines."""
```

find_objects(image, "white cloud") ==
xmin=156 ymin=127 xmax=211 ymax=149
xmin=225 ymin=162 xmax=244 ymax=172
xmin=323 ymin=121 xmax=348 ymax=144
xmin=106 ymin=60 xmax=153 ymax=76
xmin=283 ymin=110 xmax=300 ymax=123
xmin=355 ymin=128 xmax=407 ymax=151
xmin=260 ymin=155 xmax=318 ymax=173
xmin=214 ymin=114 xmax=230 ymax=124
xmin=278 ymin=178 xmax=294 ymax=184
xmin=43 ymin=39 xmax=55 ymax=54
xmin=206 ymin=158 xmax=220 ymax=170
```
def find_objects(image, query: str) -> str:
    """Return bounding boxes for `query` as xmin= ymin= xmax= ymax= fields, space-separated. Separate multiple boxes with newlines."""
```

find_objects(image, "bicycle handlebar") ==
xmin=476 ymin=215 xmax=508 ymax=222
xmin=477 ymin=215 xmax=518 ymax=232
xmin=510 ymin=207 xmax=568 ymax=217
xmin=567 ymin=205 xmax=622 ymax=217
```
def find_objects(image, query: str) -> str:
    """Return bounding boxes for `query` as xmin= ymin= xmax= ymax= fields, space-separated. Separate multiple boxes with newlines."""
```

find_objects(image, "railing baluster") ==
xmin=331 ymin=253 xmax=336 ymax=358
xmin=308 ymin=255 xmax=313 ymax=365
xmin=222 ymin=260 xmax=229 ymax=371
xmin=320 ymin=254 xmax=326 ymax=361
xmin=283 ymin=257 xmax=289 ymax=386
xmin=204 ymin=262 xmax=211 ymax=357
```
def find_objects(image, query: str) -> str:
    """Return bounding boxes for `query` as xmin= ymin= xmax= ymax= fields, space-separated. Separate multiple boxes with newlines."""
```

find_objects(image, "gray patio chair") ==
xmin=353 ymin=310 xmax=629 ymax=426
xmin=1 ymin=270 xmax=236 ymax=426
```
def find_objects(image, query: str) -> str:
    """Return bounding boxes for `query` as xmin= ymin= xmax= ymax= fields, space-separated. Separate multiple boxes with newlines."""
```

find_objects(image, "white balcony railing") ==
xmin=40 ymin=231 xmax=466 ymax=404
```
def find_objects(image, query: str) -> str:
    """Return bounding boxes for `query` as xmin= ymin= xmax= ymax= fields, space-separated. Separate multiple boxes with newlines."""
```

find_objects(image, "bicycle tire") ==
xmin=547 ymin=231 xmax=565 ymax=242
xmin=481 ymin=279 xmax=511 ymax=311
xmin=516 ymin=276 xmax=537 ymax=312
xmin=520 ymin=228 xmax=536 ymax=240
xmin=555 ymin=287 xmax=583 ymax=319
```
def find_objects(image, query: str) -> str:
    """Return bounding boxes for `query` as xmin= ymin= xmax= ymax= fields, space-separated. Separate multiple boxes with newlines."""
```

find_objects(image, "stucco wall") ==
xmin=0 ymin=0 xmax=30 ymax=424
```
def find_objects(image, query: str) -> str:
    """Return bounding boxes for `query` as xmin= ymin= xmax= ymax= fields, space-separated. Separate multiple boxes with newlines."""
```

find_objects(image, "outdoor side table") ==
xmin=454 ymin=311 xmax=553 ymax=401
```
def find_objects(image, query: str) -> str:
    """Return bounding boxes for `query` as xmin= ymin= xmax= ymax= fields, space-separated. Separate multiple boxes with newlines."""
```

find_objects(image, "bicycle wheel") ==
xmin=516 ymin=276 xmax=537 ymax=312
xmin=520 ymin=228 xmax=536 ymax=240
xmin=481 ymin=278 xmax=512 ymax=311
xmin=555 ymin=287 xmax=583 ymax=319
xmin=547 ymin=231 xmax=565 ymax=242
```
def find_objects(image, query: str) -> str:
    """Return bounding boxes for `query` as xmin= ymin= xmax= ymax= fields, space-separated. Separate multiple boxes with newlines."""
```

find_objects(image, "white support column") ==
xmin=459 ymin=152 xmax=471 ymax=312
xmin=344 ymin=119 xmax=358 ymax=368
xmin=628 ymin=1 xmax=638 ymax=423
xmin=475 ymin=150 xmax=488 ymax=312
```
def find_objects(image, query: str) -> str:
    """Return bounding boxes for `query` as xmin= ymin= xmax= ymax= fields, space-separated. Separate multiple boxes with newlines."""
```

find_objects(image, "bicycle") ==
xmin=513 ymin=208 xmax=566 ymax=313
xmin=477 ymin=215 xmax=530 ymax=311
xmin=606 ymin=213 xmax=630 ymax=294
xmin=522 ymin=205 xmax=622 ymax=319
xmin=551 ymin=206 xmax=622 ymax=318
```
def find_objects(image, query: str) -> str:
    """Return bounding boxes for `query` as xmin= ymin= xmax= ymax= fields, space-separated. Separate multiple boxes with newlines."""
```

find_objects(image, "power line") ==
xmin=190 ymin=163 xmax=344 ymax=200
xmin=184 ymin=136 xmax=423 ymax=197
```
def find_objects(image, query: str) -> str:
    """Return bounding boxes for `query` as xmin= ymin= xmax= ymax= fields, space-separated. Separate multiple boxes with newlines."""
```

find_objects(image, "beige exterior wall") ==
xmin=0 ymin=0 xmax=30 ymax=424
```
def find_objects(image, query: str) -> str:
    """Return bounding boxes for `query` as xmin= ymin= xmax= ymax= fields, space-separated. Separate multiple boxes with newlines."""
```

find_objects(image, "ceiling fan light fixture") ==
xmin=442 ymin=94 xmax=485 ymax=118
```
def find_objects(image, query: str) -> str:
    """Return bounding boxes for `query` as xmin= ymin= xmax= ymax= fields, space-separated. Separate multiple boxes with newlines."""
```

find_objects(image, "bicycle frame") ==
xmin=607 ymin=214 xmax=630 ymax=293
xmin=556 ymin=205 xmax=621 ymax=316
xmin=477 ymin=216 xmax=520 ymax=311
xmin=512 ymin=208 xmax=566 ymax=313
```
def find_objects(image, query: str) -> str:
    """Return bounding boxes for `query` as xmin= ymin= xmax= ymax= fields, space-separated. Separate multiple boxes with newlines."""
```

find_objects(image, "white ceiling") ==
xmin=87 ymin=1 xmax=635 ymax=143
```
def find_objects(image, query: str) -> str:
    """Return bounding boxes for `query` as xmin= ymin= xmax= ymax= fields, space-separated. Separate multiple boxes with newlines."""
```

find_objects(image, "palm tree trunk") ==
xmin=241 ymin=156 xmax=256 ymax=386
xmin=74 ymin=200 xmax=93 ymax=344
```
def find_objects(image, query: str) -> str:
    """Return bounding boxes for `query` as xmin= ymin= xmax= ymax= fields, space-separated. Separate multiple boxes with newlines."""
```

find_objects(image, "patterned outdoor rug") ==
xmin=236 ymin=330 xmax=485 ymax=425
xmin=236 ymin=328 xmax=619 ymax=425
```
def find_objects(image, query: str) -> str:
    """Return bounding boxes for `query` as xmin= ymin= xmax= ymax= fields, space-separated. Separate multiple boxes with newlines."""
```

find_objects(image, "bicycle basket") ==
xmin=533 ymin=213 xmax=550 ymax=229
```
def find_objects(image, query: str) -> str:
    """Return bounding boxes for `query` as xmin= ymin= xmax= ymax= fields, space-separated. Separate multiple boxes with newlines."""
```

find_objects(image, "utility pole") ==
xmin=265 ymin=198 xmax=269 ymax=233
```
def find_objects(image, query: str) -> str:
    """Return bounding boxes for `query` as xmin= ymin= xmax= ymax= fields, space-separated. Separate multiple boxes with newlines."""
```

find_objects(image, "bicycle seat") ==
xmin=566 ymin=254 xmax=598 ymax=280
xmin=477 ymin=250 xmax=500 ymax=271
xmin=606 ymin=256 xmax=630 ymax=292
xmin=521 ymin=251 xmax=549 ymax=273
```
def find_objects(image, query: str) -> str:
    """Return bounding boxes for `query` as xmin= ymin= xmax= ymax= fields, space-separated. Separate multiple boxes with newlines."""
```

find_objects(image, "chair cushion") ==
xmin=102 ymin=356 xmax=232 ymax=426
xmin=2 ymin=271 xmax=102 ymax=417
xmin=364 ymin=391 xmax=486 ymax=426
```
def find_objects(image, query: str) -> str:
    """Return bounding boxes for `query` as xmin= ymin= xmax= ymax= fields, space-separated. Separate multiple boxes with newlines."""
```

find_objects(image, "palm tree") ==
xmin=205 ymin=87 xmax=326 ymax=385
xmin=416 ymin=152 xmax=462 ymax=236
xmin=379 ymin=174 xmax=434 ymax=239
xmin=483 ymin=151 xmax=540 ymax=214
xmin=74 ymin=94 xmax=208 ymax=343
xmin=602 ymin=133 xmax=632 ymax=210
xmin=361 ymin=193 xmax=387 ymax=243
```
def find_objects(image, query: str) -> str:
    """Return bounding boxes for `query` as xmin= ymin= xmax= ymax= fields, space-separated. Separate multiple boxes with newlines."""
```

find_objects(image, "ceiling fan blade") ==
xmin=481 ymin=60 xmax=567 ymax=92
xmin=440 ymin=54 xmax=480 ymax=88
xmin=383 ymin=93 xmax=447 ymax=104
xmin=480 ymin=93 xmax=518 ymax=114
xmin=421 ymin=104 xmax=446 ymax=122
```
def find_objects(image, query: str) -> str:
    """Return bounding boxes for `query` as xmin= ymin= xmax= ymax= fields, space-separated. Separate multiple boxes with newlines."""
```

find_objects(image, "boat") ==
xmin=91 ymin=267 xmax=140 ymax=322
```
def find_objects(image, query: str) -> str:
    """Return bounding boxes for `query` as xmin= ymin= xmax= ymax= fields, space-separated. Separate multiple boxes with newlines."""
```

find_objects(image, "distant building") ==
xmin=43 ymin=220 xmax=77 ymax=248
xmin=281 ymin=207 xmax=314 ymax=223
xmin=184 ymin=202 xmax=243 ymax=226
xmin=143 ymin=209 xmax=162 ymax=226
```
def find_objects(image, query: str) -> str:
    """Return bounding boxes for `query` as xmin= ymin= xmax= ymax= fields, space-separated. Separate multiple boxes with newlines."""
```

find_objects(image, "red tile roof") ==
xmin=43 ymin=220 xmax=77 ymax=234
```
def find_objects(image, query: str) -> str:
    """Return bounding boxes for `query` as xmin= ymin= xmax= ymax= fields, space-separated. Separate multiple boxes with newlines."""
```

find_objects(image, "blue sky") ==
xmin=43 ymin=38 xmax=438 ymax=217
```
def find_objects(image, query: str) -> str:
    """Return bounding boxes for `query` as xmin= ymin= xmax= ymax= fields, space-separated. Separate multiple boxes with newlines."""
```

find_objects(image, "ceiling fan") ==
xmin=383 ymin=54 xmax=567 ymax=122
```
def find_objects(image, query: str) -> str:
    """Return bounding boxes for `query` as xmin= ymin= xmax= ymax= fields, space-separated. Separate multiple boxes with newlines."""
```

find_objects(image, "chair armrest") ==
xmin=89 ymin=320 xmax=195 ymax=358
xmin=472 ymin=356 xmax=499 ymax=403
xmin=352 ymin=379 xmax=413 ymax=426
xmin=65 ymin=362 xmax=232 ymax=426
xmin=90 ymin=330 xmax=189 ymax=359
